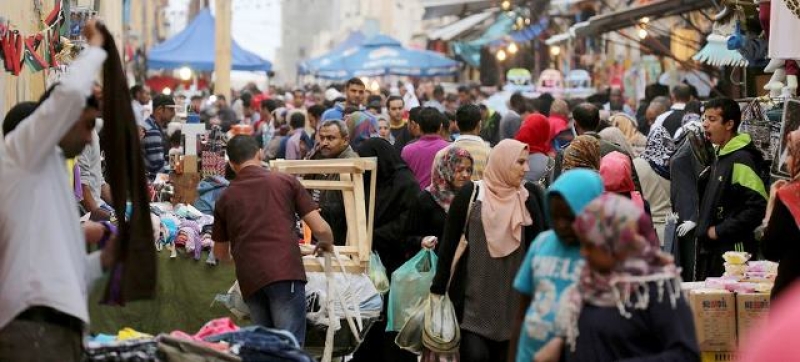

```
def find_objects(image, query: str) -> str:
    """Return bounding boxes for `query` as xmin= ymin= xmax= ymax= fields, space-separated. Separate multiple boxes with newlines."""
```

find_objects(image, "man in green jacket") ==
xmin=697 ymin=97 xmax=767 ymax=280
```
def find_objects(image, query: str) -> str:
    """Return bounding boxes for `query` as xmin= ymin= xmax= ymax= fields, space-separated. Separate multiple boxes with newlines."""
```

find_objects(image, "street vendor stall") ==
xmin=270 ymin=158 xmax=381 ymax=359
xmin=681 ymin=252 xmax=776 ymax=362
xmin=89 ymin=158 xmax=384 ymax=361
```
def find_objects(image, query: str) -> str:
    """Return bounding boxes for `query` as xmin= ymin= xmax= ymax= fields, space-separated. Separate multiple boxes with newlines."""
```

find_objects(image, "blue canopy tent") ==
xmin=313 ymin=35 xmax=459 ymax=80
xmin=147 ymin=9 xmax=272 ymax=72
xmin=298 ymin=31 xmax=366 ymax=75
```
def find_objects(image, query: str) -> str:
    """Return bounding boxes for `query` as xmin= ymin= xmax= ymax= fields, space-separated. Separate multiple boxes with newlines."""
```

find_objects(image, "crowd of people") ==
xmin=3 ymin=19 xmax=800 ymax=362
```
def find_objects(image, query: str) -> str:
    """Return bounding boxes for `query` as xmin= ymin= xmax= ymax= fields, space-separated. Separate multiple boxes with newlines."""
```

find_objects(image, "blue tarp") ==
xmin=451 ymin=12 xmax=516 ymax=67
xmin=512 ymin=18 xmax=550 ymax=43
xmin=298 ymin=31 xmax=366 ymax=75
xmin=147 ymin=9 xmax=272 ymax=72
xmin=314 ymin=34 xmax=459 ymax=80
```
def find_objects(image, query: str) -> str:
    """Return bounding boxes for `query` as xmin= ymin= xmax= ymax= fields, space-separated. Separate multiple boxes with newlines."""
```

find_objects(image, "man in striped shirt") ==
xmin=142 ymin=94 xmax=176 ymax=180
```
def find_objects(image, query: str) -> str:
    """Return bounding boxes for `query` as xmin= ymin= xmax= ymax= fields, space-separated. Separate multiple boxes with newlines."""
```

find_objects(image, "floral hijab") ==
xmin=427 ymin=146 xmax=473 ymax=213
xmin=563 ymin=135 xmax=601 ymax=171
xmin=558 ymin=194 xmax=681 ymax=351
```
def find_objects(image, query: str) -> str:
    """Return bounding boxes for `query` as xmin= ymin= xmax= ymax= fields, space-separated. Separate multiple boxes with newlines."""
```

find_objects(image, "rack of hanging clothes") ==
xmin=735 ymin=95 xmax=798 ymax=182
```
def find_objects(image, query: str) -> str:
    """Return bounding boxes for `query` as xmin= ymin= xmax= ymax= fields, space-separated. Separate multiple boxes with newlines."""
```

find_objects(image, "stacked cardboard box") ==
xmin=688 ymin=290 xmax=737 ymax=352
xmin=736 ymin=292 xmax=771 ymax=345
xmin=686 ymin=288 xmax=771 ymax=362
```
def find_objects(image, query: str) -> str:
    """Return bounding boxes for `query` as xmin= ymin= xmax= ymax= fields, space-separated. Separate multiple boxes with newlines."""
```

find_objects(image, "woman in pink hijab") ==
xmin=429 ymin=139 xmax=548 ymax=362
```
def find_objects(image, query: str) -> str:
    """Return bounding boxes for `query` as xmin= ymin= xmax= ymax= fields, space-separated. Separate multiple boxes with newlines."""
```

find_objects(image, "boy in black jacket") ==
xmin=697 ymin=98 xmax=767 ymax=280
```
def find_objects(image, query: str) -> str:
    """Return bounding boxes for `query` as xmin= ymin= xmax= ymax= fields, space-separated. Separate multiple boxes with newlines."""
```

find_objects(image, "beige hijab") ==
xmin=481 ymin=139 xmax=533 ymax=258
xmin=611 ymin=114 xmax=647 ymax=148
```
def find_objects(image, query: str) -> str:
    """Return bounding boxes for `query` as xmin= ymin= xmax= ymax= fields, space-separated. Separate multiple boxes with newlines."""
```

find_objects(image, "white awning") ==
xmin=545 ymin=32 xmax=572 ymax=46
xmin=422 ymin=0 xmax=493 ymax=20
xmin=428 ymin=10 xmax=496 ymax=41
xmin=544 ymin=21 xmax=589 ymax=45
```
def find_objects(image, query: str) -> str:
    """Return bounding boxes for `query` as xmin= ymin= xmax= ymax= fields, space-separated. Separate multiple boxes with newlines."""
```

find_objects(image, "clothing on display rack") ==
xmin=769 ymin=0 xmax=800 ymax=59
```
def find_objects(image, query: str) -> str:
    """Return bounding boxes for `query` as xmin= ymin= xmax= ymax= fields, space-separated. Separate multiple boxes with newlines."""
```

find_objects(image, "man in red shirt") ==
xmin=212 ymin=135 xmax=333 ymax=345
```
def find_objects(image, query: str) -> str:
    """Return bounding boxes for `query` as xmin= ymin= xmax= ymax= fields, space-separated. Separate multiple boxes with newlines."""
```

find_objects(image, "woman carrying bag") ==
xmin=405 ymin=146 xmax=474 ymax=253
xmin=352 ymin=137 xmax=421 ymax=362
xmin=429 ymin=139 xmax=547 ymax=362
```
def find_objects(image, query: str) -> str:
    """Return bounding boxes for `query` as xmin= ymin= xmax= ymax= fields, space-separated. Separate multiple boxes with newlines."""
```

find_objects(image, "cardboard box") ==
xmin=736 ymin=292 xmax=770 ymax=345
xmin=689 ymin=290 xmax=737 ymax=352
xmin=183 ymin=155 xmax=198 ymax=174
xmin=701 ymin=351 xmax=735 ymax=362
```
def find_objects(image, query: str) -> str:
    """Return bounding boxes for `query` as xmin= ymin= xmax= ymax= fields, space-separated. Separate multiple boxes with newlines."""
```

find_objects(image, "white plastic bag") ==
xmin=212 ymin=281 xmax=250 ymax=319
xmin=395 ymin=297 xmax=428 ymax=354
xmin=369 ymin=251 xmax=390 ymax=294
xmin=422 ymin=294 xmax=460 ymax=353
xmin=305 ymin=271 xmax=382 ymax=327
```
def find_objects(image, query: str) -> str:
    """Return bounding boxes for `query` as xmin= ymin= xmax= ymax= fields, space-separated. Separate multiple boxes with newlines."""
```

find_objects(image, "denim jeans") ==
xmin=245 ymin=280 xmax=307 ymax=345
xmin=205 ymin=326 xmax=314 ymax=362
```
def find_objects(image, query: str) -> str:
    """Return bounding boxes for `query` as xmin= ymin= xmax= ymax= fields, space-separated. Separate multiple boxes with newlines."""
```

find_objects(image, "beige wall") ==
xmin=1 ymin=1 xmax=43 ymax=115
xmin=0 ymin=1 xmax=124 ymax=115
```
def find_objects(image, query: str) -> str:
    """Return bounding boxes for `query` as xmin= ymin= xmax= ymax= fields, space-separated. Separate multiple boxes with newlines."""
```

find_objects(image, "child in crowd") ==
xmin=510 ymin=169 xmax=604 ymax=362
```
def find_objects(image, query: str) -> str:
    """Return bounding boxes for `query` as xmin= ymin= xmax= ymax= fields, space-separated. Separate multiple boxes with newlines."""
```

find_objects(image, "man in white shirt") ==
xmin=130 ymin=84 xmax=151 ymax=126
xmin=78 ymin=123 xmax=113 ymax=220
xmin=651 ymin=84 xmax=692 ymax=138
xmin=0 ymin=21 xmax=116 ymax=361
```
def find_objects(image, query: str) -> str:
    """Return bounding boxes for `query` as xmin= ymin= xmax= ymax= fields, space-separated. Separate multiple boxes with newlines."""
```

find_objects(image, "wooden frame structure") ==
xmin=270 ymin=158 xmax=377 ymax=273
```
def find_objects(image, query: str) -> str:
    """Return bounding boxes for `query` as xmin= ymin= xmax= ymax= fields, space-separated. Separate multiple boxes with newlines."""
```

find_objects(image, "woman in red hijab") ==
xmin=515 ymin=113 xmax=553 ymax=187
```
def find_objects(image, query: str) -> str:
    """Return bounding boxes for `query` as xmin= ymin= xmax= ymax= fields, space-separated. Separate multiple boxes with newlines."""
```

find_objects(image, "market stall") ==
xmin=88 ymin=155 xmax=384 ymax=361
xmin=682 ymin=252 xmax=776 ymax=362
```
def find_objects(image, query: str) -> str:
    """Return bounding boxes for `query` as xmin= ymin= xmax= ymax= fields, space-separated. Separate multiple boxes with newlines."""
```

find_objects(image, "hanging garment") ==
xmin=770 ymin=0 xmax=800 ymax=59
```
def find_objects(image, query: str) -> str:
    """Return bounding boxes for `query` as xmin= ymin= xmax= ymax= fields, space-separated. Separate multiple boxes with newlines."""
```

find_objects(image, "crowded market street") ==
xmin=1 ymin=0 xmax=800 ymax=361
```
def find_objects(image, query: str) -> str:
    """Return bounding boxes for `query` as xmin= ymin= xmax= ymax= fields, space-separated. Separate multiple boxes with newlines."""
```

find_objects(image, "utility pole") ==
xmin=214 ymin=0 xmax=231 ymax=100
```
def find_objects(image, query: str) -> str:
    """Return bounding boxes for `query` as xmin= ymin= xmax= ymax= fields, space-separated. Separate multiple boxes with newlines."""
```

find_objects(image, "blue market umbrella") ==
xmin=147 ymin=9 xmax=271 ymax=72
xmin=299 ymin=31 xmax=366 ymax=75
xmin=314 ymin=34 xmax=459 ymax=79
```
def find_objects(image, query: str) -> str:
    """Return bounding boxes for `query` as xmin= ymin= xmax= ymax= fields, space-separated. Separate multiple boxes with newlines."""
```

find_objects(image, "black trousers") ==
xmin=0 ymin=307 xmax=83 ymax=362
xmin=350 ymin=318 xmax=417 ymax=362
xmin=460 ymin=330 xmax=509 ymax=362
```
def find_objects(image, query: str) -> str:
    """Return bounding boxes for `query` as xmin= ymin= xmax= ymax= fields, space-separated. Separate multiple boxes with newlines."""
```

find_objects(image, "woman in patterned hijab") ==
xmin=405 ymin=146 xmax=473 ymax=252
xmin=641 ymin=126 xmax=676 ymax=180
xmin=429 ymin=146 xmax=474 ymax=213
xmin=556 ymin=194 xmax=696 ymax=360
xmin=563 ymin=135 xmax=601 ymax=171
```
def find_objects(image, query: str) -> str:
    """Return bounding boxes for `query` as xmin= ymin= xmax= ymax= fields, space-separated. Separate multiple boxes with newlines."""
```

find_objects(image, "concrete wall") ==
xmin=277 ymin=0 xmax=336 ymax=84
